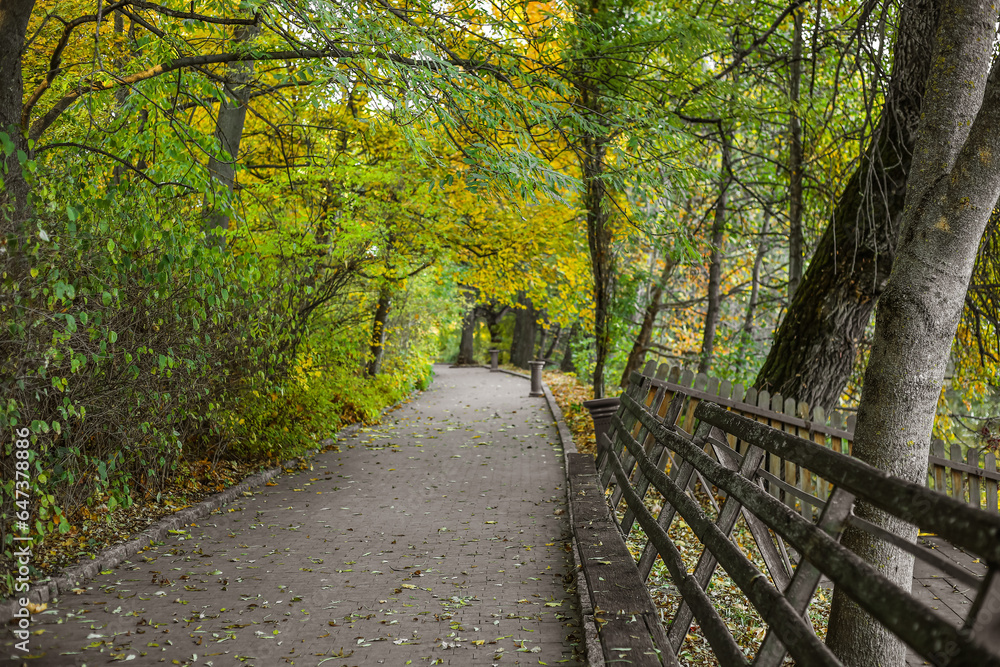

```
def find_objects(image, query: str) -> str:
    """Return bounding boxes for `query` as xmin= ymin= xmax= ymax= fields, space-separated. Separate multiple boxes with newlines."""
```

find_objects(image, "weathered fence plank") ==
xmin=987 ymin=453 xmax=998 ymax=515
xmin=647 ymin=365 xmax=999 ymax=513
xmin=578 ymin=366 xmax=1000 ymax=666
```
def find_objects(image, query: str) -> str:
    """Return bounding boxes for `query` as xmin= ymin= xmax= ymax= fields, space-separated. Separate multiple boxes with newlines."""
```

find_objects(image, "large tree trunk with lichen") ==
xmin=753 ymin=0 xmax=940 ymax=410
xmin=826 ymin=2 xmax=1000 ymax=664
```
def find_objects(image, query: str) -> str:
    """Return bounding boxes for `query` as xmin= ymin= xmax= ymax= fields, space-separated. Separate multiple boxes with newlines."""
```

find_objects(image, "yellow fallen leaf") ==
xmin=401 ymin=584 xmax=417 ymax=589
xmin=26 ymin=602 xmax=47 ymax=613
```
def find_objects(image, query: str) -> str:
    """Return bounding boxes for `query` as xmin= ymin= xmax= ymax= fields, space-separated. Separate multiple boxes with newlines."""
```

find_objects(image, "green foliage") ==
xmin=1 ymin=142 xmax=264 ymax=590
xmin=0 ymin=128 xmax=443 ymax=595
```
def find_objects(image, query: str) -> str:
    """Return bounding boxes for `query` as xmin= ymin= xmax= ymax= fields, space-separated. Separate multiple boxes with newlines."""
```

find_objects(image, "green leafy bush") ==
xmin=0 ymin=137 xmax=449 ymax=596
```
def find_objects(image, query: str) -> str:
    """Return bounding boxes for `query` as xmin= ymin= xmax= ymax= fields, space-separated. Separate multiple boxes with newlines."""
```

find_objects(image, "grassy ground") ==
xmin=543 ymin=369 xmax=832 ymax=666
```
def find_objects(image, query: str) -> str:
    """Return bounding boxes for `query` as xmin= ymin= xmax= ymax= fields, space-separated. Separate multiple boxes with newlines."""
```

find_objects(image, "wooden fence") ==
xmin=651 ymin=363 xmax=999 ymax=513
xmin=587 ymin=365 xmax=1000 ymax=666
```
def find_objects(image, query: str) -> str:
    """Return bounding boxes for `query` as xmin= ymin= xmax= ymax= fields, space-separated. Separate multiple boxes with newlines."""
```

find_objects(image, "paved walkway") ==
xmin=905 ymin=535 xmax=989 ymax=666
xmin=4 ymin=366 xmax=584 ymax=666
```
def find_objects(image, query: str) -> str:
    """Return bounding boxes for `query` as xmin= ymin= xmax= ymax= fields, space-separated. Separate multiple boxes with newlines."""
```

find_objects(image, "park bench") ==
xmin=564 ymin=362 xmax=1000 ymax=666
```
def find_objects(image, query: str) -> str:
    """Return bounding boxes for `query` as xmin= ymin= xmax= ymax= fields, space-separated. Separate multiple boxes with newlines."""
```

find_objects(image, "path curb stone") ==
xmin=0 ymin=423 xmax=360 ymax=625
xmin=542 ymin=382 xmax=605 ymax=667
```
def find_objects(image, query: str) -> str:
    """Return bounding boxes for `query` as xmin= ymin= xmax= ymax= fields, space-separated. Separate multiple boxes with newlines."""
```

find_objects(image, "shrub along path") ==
xmin=3 ymin=365 xmax=584 ymax=666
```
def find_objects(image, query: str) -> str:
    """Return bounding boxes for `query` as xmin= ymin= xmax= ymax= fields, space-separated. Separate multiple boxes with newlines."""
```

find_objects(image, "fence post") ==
xmin=985 ymin=452 xmax=998 ymax=514
xmin=968 ymin=448 xmax=982 ymax=510
xmin=584 ymin=396 xmax=623 ymax=460
xmin=528 ymin=359 xmax=545 ymax=397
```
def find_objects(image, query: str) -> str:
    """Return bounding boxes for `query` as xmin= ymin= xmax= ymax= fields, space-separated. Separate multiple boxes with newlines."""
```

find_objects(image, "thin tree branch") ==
xmin=36 ymin=141 xmax=197 ymax=191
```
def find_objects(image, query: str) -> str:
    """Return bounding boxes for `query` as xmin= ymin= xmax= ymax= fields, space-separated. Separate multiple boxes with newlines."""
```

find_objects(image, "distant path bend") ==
xmin=3 ymin=365 xmax=584 ymax=666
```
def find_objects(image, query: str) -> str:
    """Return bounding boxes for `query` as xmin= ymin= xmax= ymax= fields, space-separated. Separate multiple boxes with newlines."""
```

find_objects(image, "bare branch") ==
xmin=36 ymin=141 xmax=197 ymax=191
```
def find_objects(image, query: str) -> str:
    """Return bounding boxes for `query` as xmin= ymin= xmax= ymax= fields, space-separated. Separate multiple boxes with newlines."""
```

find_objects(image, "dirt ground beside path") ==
xmin=2 ymin=365 xmax=584 ymax=666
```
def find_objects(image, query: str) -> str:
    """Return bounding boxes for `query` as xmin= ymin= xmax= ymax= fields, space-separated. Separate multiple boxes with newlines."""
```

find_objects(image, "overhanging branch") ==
xmin=29 ymin=46 xmax=509 ymax=141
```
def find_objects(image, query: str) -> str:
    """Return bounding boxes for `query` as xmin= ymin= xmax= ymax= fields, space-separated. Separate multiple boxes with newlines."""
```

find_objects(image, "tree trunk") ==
xmin=620 ymin=254 xmax=677 ymax=386
xmin=204 ymin=20 xmax=258 ymax=245
xmin=753 ymin=0 xmax=940 ymax=410
xmin=583 ymin=132 xmax=614 ymax=398
xmin=0 ymin=0 xmax=36 ymax=264
xmin=826 ymin=3 xmax=1000 ymax=664
xmin=787 ymin=8 xmax=804 ymax=300
xmin=560 ymin=322 xmax=579 ymax=374
xmin=480 ymin=304 xmax=508 ymax=360
xmin=735 ymin=214 xmax=771 ymax=378
xmin=108 ymin=11 xmax=136 ymax=187
xmin=509 ymin=294 xmax=536 ymax=369
xmin=455 ymin=302 xmax=477 ymax=365
xmin=480 ymin=304 xmax=508 ymax=350
xmin=543 ymin=324 xmax=562 ymax=361
xmin=365 ymin=286 xmax=393 ymax=377
xmin=743 ymin=214 xmax=771 ymax=338
xmin=966 ymin=204 xmax=1000 ymax=361
xmin=698 ymin=133 xmax=731 ymax=374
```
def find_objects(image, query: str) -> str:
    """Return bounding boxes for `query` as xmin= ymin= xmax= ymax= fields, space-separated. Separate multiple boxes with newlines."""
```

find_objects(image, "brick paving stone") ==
xmin=2 ymin=366 xmax=584 ymax=667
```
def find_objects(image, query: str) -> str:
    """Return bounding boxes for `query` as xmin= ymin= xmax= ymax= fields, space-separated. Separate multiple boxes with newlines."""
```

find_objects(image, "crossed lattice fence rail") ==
xmin=632 ymin=364 xmax=999 ymax=514
xmin=581 ymin=363 xmax=1000 ymax=666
